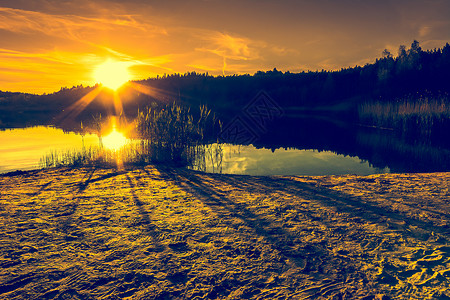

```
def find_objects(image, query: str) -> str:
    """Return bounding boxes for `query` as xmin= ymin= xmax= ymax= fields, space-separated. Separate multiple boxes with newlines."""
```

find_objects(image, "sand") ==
xmin=0 ymin=166 xmax=449 ymax=299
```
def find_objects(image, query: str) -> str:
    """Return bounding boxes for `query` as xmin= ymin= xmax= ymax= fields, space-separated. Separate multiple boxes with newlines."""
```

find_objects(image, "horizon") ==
xmin=1 ymin=0 xmax=450 ymax=94
xmin=2 ymin=39 xmax=448 ymax=96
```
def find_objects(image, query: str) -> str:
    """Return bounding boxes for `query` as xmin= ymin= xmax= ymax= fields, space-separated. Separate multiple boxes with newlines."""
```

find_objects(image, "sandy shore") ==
xmin=0 ymin=166 xmax=449 ymax=299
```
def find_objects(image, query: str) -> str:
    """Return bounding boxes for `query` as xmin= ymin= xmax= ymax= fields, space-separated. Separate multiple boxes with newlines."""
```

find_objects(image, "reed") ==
xmin=40 ymin=103 xmax=222 ymax=170
xmin=38 ymin=144 xmax=142 ymax=169
xmin=136 ymin=102 xmax=218 ymax=166
xmin=358 ymin=95 xmax=450 ymax=140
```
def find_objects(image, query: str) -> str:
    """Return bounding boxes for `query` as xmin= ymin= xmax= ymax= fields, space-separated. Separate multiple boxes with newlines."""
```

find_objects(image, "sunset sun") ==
xmin=93 ymin=60 xmax=131 ymax=90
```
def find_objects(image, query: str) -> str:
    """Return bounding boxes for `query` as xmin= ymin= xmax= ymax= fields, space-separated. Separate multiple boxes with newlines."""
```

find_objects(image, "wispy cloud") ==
xmin=419 ymin=26 xmax=432 ymax=38
xmin=0 ymin=6 xmax=176 ymax=92
xmin=196 ymin=31 xmax=264 ymax=60
xmin=0 ymin=7 xmax=165 ymax=42
xmin=0 ymin=48 xmax=75 ymax=65
xmin=3 ymin=1 xmax=447 ymax=93
xmin=193 ymin=31 xmax=273 ymax=75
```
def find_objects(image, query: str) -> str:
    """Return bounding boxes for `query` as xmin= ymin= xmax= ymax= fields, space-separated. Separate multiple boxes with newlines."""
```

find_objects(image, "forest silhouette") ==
xmin=1 ymin=40 xmax=449 ymax=130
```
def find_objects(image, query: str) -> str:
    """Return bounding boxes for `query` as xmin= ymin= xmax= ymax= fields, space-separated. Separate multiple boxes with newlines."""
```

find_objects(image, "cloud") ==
xmin=0 ymin=48 xmax=74 ymax=65
xmin=186 ymin=63 xmax=219 ymax=72
xmin=192 ymin=30 xmax=300 ymax=75
xmin=0 ymin=7 xmax=165 ymax=42
xmin=208 ymin=33 xmax=252 ymax=58
xmin=2 ymin=0 xmax=449 ymax=93
xmin=195 ymin=31 xmax=262 ymax=61
xmin=419 ymin=26 xmax=431 ymax=38
xmin=0 ymin=6 xmax=176 ymax=92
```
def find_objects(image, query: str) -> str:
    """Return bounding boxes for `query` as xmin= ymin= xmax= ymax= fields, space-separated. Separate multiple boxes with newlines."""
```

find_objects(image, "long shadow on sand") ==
xmin=77 ymin=168 xmax=127 ymax=193
xmin=190 ymin=171 xmax=450 ymax=240
xmin=153 ymin=166 xmax=360 ymax=283
xmin=155 ymin=166 xmax=450 ymax=289
xmin=28 ymin=180 xmax=53 ymax=197
xmin=279 ymin=177 xmax=450 ymax=237
xmin=126 ymin=174 xmax=162 ymax=236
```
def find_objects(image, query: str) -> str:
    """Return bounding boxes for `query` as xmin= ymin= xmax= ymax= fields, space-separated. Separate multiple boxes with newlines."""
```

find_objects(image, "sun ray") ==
xmin=113 ymin=91 xmax=124 ymax=116
xmin=54 ymin=86 xmax=103 ymax=125
xmin=128 ymin=81 xmax=180 ymax=103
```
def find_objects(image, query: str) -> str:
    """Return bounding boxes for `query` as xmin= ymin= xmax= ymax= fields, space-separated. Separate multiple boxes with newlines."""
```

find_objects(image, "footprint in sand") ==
xmin=408 ymin=269 xmax=447 ymax=287
xmin=416 ymin=251 xmax=445 ymax=268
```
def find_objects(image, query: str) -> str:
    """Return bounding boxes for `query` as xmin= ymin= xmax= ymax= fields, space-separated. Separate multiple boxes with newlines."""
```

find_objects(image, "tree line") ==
xmin=1 ymin=40 xmax=449 ymax=129
xmin=138 ymin=40 xmax=449 ymax=109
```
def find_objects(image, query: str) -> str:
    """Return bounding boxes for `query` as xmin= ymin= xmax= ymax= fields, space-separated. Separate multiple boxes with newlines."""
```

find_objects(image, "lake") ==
xmin=1 ymin=119 xmax=450 ymax=175
xmin=192 ymin=144 xmax=389 ymax=176
xmin=0 ymin=126 xmax=389 ymax=176
xmin=0 ymin=127 xmax=100 ymax=174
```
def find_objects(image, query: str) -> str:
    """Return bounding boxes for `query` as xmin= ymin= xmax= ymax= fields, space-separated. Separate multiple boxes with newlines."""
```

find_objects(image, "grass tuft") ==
xmin=40 ymin=103 xmax=221 ymax=170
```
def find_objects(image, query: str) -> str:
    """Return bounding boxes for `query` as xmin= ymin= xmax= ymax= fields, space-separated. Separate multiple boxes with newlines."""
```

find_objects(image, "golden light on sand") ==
xmin=93 ymin=60 xmax=131 ymax=90
xmin=102 ymin=128 xmax=129 ymax=150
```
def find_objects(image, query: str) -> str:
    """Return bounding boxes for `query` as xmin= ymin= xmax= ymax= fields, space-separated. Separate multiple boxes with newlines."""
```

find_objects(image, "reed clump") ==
xmin=39 ymin=147 xmax=101 ymax=169
xmin=40 ymin=103 xmax=221 ymax=170
xmin=358 ymin=95 xmax=450 ymax=140
xmin=136 ymin=103 xmax=219 ymax=166
xmin=38 ymin=144 xmax=142 ymax=169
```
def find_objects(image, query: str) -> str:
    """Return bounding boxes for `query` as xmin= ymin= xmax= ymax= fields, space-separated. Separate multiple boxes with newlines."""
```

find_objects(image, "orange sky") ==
xmin=0 ymin=0 xmax=449 ymax=94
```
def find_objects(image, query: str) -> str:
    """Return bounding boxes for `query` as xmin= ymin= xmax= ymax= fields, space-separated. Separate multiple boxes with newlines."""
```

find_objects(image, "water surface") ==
xmin=194 ymin=144 xmax=389 ymax=176
xmin=2 ymin=123 xmax=449 ymax=176
xmin=0 ymin=126 xmax=99 ymax=173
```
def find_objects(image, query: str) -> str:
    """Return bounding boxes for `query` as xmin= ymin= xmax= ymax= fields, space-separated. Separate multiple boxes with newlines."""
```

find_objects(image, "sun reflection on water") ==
xmin=102 ymin=127 xmax=129 ymax=151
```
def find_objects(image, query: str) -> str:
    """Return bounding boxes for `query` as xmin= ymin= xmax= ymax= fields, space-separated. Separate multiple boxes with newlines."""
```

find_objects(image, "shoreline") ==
xmin=1 ymin=166 xmax=449 ymax=299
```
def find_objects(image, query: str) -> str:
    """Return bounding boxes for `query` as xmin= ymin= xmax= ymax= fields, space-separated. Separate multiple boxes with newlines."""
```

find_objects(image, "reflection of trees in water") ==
xmin=239 ymin=116 xmax=450 ymax=174
xmin=29 ymin=109 xmax=450 ymax=174
xmin=356 ymin=130 xmax=450 ymax=173
xmin=192 ymin=144 xmax=224 ymax=174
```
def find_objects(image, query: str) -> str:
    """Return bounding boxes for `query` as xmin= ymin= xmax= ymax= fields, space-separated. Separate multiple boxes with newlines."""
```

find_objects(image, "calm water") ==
xmin=0 ymin=126 xmax=389 ymax=176
xmin=0 ymin=127 xmax=100 ymax=173
xmin=194 ymin=144 xmax=389 ymax=176
xmin=2 ymin=122 xmax=450 ymax=175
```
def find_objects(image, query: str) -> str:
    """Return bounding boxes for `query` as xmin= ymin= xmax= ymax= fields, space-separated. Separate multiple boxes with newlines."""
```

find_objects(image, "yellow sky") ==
xmin=0 ymin=0 xmax=449 ymax=94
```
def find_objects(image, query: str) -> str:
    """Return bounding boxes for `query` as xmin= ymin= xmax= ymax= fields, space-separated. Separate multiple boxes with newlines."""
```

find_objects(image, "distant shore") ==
xmin=1 ymin=166 xmax=449 ymax=299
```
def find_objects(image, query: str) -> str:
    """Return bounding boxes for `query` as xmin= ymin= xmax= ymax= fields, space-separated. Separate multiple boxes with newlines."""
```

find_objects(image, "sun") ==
xmin=94 ymin=60 xmax=131 ymax=90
